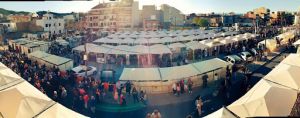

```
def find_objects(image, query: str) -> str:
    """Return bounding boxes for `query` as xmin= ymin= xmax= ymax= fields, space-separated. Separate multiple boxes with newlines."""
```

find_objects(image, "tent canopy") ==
xmin=228 ymin=79 xmax=297 ymax=117
xmin=185 ymin=41 xmax=209 ymax=50
xmin=167 ymin=42 xmax=186 ymax=49
xmin=36 ymin=103 xmax=88 ymax=118
xmin=42 ymin=55 xmax=72 ymax=66
xmin=204 ymin=107 xmax=237 ymax=118
xmin=28 ymin=51 xmax=51 ymax=59
xmin=192 ymin=58 xmax=230 ymax=74
xmin=119 ymin=68 xmax=161 ymax=81
xmin=281 ymin=54 xmax=300 ymax=67
xmin=149 ymin=44 xmax=172 ymax=54
xmin=0 ymin=81 xmax=54 ymax=118
xmin=0 ymin=63 xmax=22 ymax=87
xmin=159 ymin=64 xmax=199 ymax=81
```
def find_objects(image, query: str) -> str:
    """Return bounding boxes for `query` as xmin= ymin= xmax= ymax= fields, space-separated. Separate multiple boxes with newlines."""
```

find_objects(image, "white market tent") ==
xmin=192 ymin=58 xmax=230 ymax=74
xmin=167 ymin=42 xmax=187 ymax=49
xmin=42 ymin=55 xmax=73 ymax=71
xmin=264 ymin=63 xmax=300 ymax=91
xmin=220 ymin=38 xmax=236 ymax=45
xmin=28 ymin=51 xmax=73 ymax=71
xmin=200 ymin=40 xmax=224 ymax=48
xmin=35 ymin=103 xmax=88 ymax=118
xmin=281 ymin=53 xmax=300 ymax=67
xmin=258 ymin=39 xmax=277 ymax=51
xmin=204 ymin=107 xmax=237 ymax=118
xmin=0 ymin=62 xmax=88 ymax=118
xmin=28 ymin=50 xmax=51 ymax=63
xmin=159 ymin=64 xmax=200 ymax=81
xmin=149 ymin=44 xmax=172 ymax=54
xmin=132 ymin=45 xmax=150 ymax=54
xmin=0 ymin=63 xmax=22 ymax=87
xmin=0 ymin=81 xmax=55 ymax=118
xmin=227 ymin=79 xmax=297 ymax=117
xmin=119 ymin=58 xmax=230 ymax=81
xmin=185 ymin=41 xmax=209 ymax=50
xmin=293 ymin=40 xmax=300 ymax=46
xmin=119 ymin=68 xmax=161 ymax=81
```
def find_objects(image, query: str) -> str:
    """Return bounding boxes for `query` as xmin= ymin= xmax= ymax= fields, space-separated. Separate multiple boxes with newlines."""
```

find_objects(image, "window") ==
xmin=7 ymin=24 xmax=10 ymax=27
xmin=59 ymin=30 xmax=61 ymax=33
xmin=59 ymin=23 xmax=61 ymax=26
xmin=49 ymin=24 xmax=51 ymax=27
xmin=54 ymin=23 xmax=56 ymax=26
xmin=49 ymin=17 xmax=52 ymax=20
xmin=45 ymin=24 xmax=48 ymax=27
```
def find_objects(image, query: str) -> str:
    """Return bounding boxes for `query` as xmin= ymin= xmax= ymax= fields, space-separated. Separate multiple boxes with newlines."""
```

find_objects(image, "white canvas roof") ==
xmin=0 ymin=81 xmax=54 ymax=118
xmin=28 ymin=51 xmax=51 ymax=59
xmin=36 ymin=103 xmax=88 ymax=118
xmin=220 ymin=38 xmax=236 ymax=44
xmin=201 ymin=40 xmax=224 ymax=47
xmin=134 ymin=38 xmax=149 ymax=44
xmin=192 ymin=58 xmax=230 ymax=74
xmin=119 ymin=68 xmax=161 ymax=81
xmin=42 ymin=55 xmax=72 ymax=66
xmin=185 ymin=41 xmax=209 ymax=50
xmin=0 ymin=63 xmax=22 ymax=87
xmin=293 ymin=40 xmax=300 ymax=46
xmin=281 ymin=54 xmax=300 ymax=67
xmin=264 ymin=63 xmax=300 ymax=90
xmin=228 ymin=79 xmax=297 ymax=117
xmin=132 ymin=45 xmax=149 ymax=54
xmin=159 ymin=64 xmax=200 ymax=80
xmin=167 ymin=43 xmax=186 ymax=49
xmin=149 ymin=44 xmax=172 ymax=54
xmin=204 ymin=107 xmax=237 ymax=118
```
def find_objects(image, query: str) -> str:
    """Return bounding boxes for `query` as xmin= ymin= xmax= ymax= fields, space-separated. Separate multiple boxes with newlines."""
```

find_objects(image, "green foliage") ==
xmin=192 ymin=17 xmax=209 ymax=27
xmin=0 ymin=8 xmax=30 ymax=15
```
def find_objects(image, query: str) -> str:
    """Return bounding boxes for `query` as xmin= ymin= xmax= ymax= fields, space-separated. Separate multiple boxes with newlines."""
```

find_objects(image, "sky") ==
xmin=0 ymin=0 xmax=300 ymax=14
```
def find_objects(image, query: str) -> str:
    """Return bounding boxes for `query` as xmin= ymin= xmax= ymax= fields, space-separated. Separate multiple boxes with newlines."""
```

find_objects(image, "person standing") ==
xmin=151 ymin=109 xmax=162 ymax=118
xmin=196 ymin=97 xmax=204 ymax=116
xmin=90 ymin=96 xmax=96 ymax=114
xmin=132 ymin=87 xmax=139 ymax=103
xmin=172 ymin=83 xmax=177 ymax=95
xmin=187 ymin=79 xmax=193 ymax=94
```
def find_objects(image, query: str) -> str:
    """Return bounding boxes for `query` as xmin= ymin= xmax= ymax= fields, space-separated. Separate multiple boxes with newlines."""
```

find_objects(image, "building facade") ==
xmin=253 ymin=7 xmax=270 ymax=18
xmin=294 ymin=9 xmax=300 ymax=25
xmin=143 ymin=19 xmax=160 ymax=31
xmin=160 ymin=4 xmax=185 ymax=26
xmin=86 ymin=0 xmax=140 ymax=32
xmin=7 ymin=15 xmax=31 ymax=23
xmin=0 ymin=22 xmax=17 ymax=32
xmin=35 ymin=13 xmax=65 ymax=35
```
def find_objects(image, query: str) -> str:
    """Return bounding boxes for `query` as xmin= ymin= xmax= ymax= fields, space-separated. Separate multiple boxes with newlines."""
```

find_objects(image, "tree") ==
xmin=192 ymin=17 xmax=209 ymax=27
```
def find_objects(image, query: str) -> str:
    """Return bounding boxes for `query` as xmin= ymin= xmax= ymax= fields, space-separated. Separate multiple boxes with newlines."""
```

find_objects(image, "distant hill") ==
xmin=0 ymin=8 xmax=30 ymax=15
xmin=36 ymin=11 xmax=74 ymax=18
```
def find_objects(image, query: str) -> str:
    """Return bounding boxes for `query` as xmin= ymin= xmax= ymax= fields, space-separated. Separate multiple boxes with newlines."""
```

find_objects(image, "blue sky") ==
xmin=0 ymin=0 xmax=299 ymax=14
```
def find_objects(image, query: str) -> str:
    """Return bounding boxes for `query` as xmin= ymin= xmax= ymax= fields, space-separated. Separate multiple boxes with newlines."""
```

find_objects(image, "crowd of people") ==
xmin=0 ymin=49 xmax=148 ymax=117
xmin=172 ymin=79 xmax=194 ymax=96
